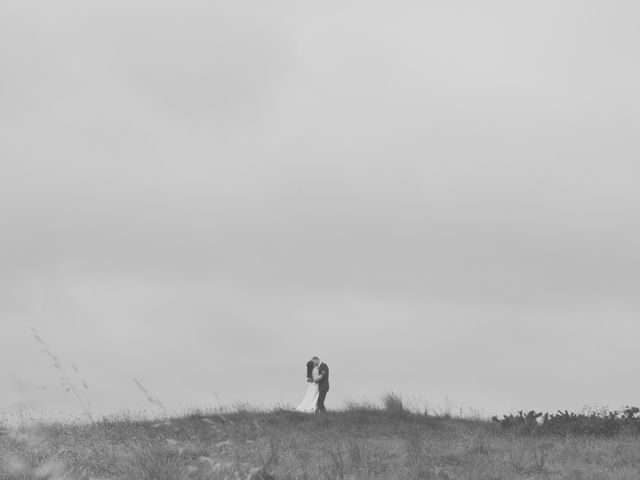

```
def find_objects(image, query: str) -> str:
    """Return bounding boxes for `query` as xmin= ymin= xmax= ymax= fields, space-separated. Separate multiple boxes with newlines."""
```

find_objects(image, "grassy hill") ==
xmin=2 ymin=404 xmax=640 ymax=480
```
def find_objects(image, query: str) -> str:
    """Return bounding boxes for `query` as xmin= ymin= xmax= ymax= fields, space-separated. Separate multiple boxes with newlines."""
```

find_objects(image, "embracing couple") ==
xmin=295 ymin=356 xmax=329 ymax=413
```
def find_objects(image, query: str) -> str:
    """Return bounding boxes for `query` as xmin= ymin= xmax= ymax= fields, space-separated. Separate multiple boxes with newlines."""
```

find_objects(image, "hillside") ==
xmin=2 ymin=407 xmax=640 ymax=479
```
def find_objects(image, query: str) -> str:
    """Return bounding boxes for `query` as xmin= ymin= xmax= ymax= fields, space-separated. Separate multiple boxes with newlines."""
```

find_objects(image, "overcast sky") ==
xmin=2 ymin=0 xmax=640 ymax=420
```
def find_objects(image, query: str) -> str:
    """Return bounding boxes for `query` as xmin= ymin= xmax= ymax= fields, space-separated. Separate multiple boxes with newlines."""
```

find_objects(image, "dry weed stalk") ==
xmin=31 ymin=326 xmax=94 ymax=422
xmin=132 ymin=377 xmax=167 ymax=413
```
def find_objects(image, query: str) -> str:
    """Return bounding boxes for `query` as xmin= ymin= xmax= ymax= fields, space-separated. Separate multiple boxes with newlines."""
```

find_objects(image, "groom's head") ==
xmin=312 ymin=356 xmax=320 ymax=366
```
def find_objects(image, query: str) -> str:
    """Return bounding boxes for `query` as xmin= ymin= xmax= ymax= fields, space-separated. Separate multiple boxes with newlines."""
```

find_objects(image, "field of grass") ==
xmin=3 ymin=401 xmax=640 ymax=480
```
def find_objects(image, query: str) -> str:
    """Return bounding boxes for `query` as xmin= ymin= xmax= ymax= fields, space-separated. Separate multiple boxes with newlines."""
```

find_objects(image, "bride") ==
xmin=296 ymin=360 xmax=319 ymax=412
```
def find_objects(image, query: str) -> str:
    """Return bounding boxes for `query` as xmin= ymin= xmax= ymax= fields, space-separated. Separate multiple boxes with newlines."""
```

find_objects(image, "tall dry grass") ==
xmin=5 ymin=404 xmax=640 ymax=479
xmin=31 ymin=327 xmax=94 ymax=423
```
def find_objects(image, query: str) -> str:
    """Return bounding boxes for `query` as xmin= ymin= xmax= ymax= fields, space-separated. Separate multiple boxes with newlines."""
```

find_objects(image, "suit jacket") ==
xmin=317 ymin=362 xmax=329 ymax=392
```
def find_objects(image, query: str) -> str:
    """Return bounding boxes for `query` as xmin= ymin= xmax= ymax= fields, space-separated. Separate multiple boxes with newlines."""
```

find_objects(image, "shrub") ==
xmin=382 ymin=392 xmax=406 ymax=414
xmin=492 ymin=407 xmax=640 ymax=436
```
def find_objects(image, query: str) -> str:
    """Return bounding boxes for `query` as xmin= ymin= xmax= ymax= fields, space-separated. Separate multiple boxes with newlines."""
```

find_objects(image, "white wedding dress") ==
xmin=295 ymin=366 xmax=319 ymax=412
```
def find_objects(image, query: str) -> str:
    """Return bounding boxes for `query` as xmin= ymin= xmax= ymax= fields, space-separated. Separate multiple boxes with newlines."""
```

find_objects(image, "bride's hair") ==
xmin=306 ymin=360 xmax=314 ymax=379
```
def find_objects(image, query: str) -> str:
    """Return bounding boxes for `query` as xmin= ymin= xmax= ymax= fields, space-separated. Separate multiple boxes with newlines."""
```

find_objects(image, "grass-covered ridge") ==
xmin=4 ymin=403 xmax=640 ymax=480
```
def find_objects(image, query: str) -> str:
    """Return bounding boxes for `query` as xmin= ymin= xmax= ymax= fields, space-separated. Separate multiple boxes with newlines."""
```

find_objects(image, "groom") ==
xmin=312 ymin=356 xmax=329 ymax=412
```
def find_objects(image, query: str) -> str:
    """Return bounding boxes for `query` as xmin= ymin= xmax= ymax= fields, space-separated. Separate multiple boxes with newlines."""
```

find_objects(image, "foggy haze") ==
xmin=2 ymin=1 xmax=640 ymax=419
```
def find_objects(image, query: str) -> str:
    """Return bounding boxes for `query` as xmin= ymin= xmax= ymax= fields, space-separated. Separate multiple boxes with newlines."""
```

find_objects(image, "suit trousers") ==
xmin=316 ymin=389 xmax=328 ymax=412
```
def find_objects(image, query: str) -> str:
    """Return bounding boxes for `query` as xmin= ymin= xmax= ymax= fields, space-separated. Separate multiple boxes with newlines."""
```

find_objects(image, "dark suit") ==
xmin=316 ymin=362 xmax=329 ymax=412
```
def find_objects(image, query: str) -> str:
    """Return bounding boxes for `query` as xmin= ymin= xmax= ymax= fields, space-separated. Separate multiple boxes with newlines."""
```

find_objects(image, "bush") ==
xmin=492 ymin=407 xmax=640 ymax=436
xmin=382 ymin=392 xmax=406 ymax=414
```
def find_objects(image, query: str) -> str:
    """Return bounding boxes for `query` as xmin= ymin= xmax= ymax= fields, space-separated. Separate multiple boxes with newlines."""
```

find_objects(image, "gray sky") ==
xmin=2 ymin=0 xmax=640 ymax=419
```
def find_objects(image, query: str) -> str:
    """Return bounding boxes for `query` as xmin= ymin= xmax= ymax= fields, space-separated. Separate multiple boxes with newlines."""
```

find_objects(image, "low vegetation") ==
xmin=492 ymin=406 xmax=640 ymax=436
xmin=3 ymin=401 xmax=640 ymax=480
